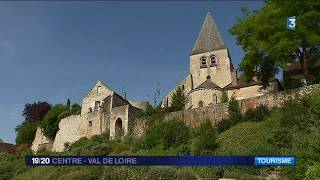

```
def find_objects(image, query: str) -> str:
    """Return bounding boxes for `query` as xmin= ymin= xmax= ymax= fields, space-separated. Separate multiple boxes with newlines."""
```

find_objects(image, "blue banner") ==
xmin=25 ymin=156 xmax=295 ymax=166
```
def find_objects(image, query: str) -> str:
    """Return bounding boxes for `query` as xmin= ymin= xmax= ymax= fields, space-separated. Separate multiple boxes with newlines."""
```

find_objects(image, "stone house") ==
xmin=161 ymin=12 xmax=280 ymax=109
xmin=32 ymin=81 xmax=147 ymax=152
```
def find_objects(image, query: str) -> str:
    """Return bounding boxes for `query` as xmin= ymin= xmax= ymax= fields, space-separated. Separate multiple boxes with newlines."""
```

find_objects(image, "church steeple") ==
xmin=191 ymin=12 xmax=225 ymax=55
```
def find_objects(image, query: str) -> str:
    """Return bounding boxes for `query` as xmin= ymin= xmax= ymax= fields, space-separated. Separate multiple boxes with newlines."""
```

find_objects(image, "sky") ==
xmin=0 ymin=1 xmax=263 ymax=144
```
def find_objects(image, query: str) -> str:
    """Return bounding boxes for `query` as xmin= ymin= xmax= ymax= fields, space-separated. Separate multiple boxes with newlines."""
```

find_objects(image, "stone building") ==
xmin=162 ymin=12 xmax=280 ymax=109
xmin=32 ymin=81 xmax=147 ymax=152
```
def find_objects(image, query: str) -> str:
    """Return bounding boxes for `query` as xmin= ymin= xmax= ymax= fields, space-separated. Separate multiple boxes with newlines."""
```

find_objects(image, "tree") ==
xmin=169 ymin=87 xmax=186 ymax=112
xmin=221 ymin=91 xmax=229 ymax=103
xmin=41 ymin=104 xmax=68 ymax=139
xmin=66 ymin=99 xmax=71 ymax=110
xmin=21 ymin=101 xmax=51 ymax=122
xmin=230 ymin=1 xmax=320 ymax=85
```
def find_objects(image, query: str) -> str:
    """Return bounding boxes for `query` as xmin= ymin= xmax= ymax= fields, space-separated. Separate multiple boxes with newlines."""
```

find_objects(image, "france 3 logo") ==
xmin=287 ymin=16 xmax=296 ymax=30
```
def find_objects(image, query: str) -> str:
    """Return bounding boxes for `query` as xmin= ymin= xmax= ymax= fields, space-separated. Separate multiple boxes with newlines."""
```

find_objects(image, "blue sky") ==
xmin=0 ymin=1 xmax=263 ymax=144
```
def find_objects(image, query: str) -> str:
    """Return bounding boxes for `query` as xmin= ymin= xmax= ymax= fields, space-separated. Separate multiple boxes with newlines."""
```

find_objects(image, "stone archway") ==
xmin=115 ymin=118 xmax=124 ymax=139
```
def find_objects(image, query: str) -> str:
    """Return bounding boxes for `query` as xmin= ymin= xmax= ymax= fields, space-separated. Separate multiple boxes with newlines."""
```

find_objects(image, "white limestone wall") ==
xmin=31 ymin=127 xmax=51 ymax=152
xmin=52 ymin=115 xmax=83 ymax=152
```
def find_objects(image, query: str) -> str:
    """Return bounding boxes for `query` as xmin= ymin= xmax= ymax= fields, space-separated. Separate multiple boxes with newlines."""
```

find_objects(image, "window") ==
xmin=97 ymin=86 xmax=101 ymax=94
xmin=213 ymin=94 xmax=217 ymax=104
xmin=207 ymin=75 xmax=211 ymax=80
xmin=89 ymin=121 xmax=93 ymax=127
xmin=200 ymin=57 xmax=207 ymax=68
xmin=94 ymin=101 xmax=100 ymax=110
xmin=199 ymin=101 xmax=204 ymax=108
xmin=210 ymin=55 xmax=218 ymax=66
xmin=88 ymin=107 xmax=92 ymax=112
xmin=182 ymin=85 xmax=185 ymax=90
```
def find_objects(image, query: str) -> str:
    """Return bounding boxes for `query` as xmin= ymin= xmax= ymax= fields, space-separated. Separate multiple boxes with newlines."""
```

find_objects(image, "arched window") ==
xmin=210 ymin=55 xmax=218 ymax=66
xmin=207 ymin=75 xmax=211 ymax=80
xmin=198 ymin=101 xmax=204 ymax=108
xmin=200 ymin=57 xmax=207 ymax=68
xmin=115 ymin=118 xmax=124 ymax=139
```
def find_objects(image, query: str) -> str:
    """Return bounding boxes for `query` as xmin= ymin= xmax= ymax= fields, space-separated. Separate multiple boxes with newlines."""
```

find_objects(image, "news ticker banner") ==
xmin=26 ymin=156 xmax=295 ymax=166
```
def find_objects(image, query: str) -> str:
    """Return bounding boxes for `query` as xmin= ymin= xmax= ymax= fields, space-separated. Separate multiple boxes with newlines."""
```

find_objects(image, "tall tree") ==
xmin=22 ymin=101 xmax=51 ymax=122
xmin=170 ymin=87 xmax=186 ymax=112
xmin=230 ymin=1 xmax=320 ymax=85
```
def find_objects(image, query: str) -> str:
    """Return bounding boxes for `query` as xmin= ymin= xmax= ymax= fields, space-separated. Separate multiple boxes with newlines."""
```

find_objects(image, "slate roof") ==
xmin=195 ymin=79 xmax=222 ymax=90
xmin=191 ymin=12 xmax=226 ymax=55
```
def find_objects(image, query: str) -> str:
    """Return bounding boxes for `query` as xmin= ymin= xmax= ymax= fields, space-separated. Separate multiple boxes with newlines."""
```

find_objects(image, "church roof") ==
xmin=195 ymin=79 xmax=222 ymax=90
xmin=191 ymin=12 xmax=226 ymax=55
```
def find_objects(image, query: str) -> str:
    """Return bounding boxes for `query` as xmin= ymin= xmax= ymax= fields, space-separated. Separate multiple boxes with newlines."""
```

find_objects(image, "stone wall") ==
xmin=131 ymin=84 xmax=320 ymax=136
xmin=52 ymin=115 xmax=83 ymax=152
xmin=31 ymin=128 xmax=52 ymax=152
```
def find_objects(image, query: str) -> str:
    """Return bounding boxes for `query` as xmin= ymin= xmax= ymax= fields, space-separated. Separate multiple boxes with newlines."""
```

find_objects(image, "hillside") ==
xmin=1 ymin=90 xmax=320 ymax=179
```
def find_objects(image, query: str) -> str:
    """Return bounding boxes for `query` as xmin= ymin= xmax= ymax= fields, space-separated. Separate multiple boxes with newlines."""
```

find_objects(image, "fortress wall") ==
xmin=52 ymin=114 xmax=83 ymax=152
xmin=162 ymin=84 xmax=320 ymax=129
xmin=31 ymin=128 xmax=52 ymax=152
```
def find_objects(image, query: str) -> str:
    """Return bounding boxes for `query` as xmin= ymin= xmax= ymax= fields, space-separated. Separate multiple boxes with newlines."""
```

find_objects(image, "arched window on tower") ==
xmin=200 ymin=57 xmax=207 ymax=68
xmin=198 ymin=101 xmax=204 ymax=108
xmin=210 ymin=55 xmax=218 ymax=67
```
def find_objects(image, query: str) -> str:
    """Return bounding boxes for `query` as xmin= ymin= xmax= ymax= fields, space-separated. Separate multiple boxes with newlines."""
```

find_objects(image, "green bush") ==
xmin=305 ymin=163 xmax=320 ymax=180
xmin=141 ymin=120 xmax=190 ymax=149
xmin=15 ymin=121 xmax=41 ymax=145
xmin=281 ymin=100 xmax=314 ymax=131
xmin=216 ymin=98 xmax=242 ymax=133
xmin=67 ymin=135 xmax=114 ymax=155
xmin=310 ymin=90 xmax=320 ymax=121
xmin=243 ymin=105 xmax=269 ymax=122
xmin=41 ymin=104 xmax=68 ymax=139
xmin=191 ymin=120 xmax=218 ymax=155
xmin=221 ymin=91 xmax=229 ymax=103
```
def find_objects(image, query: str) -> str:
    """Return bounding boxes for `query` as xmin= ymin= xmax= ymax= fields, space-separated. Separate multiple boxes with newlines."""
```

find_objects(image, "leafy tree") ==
xmin=221 ymin=91 xmax=229 ymax=103
xmin=21 ymin=101 xmax=51 ymax=123
xmin=169 ymin=87 xmax=186 ymax=112
xmin=41 ymin=104 xmax=68 ymax=139
xmin=16 ymin=121 xmax=40 ymax=145
xmin=228 ymin=97 xmax=242 ymax=125
xmin=230 ymin=1 xmax=320 ymax=85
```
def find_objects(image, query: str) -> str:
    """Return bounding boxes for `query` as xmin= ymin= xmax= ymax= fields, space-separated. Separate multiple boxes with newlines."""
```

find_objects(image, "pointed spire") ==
xmin=191 ymin=12 xmax=225 ymax=55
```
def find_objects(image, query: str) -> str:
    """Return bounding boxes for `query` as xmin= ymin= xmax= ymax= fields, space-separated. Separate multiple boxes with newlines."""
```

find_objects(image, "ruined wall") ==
xmin=110 ymin=105 xmax=129 ymax=139
xmin=52 ymin=115 xmax=83 ymax=152
xmin=31 ymin=128 xmax=52 ymax=152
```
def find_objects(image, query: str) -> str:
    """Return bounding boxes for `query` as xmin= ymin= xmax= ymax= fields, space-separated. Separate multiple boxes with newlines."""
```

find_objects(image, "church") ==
xmin=162 ymin=12 xmax=280 ymax=109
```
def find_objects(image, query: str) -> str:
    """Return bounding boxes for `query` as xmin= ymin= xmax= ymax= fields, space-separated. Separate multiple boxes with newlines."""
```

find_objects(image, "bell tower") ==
xmin=189 ymin=12 xmax=233 ymax=88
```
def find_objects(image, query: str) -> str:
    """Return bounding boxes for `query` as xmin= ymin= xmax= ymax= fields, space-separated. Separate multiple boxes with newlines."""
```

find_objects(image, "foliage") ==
xmin=283 ymin=75 xmax=303 ymax=90
xmin=305 ymin=163 xmax=320 ymax=180
xmin=169 ymin=87 xmax=186 ymax=112
xmin=228 ymin=98 xmax=242 ymax=124
xmin=191 ymin=119 xmax=218 ymax=155
xmin=67 ymin=135 xmax=114 ymax=155
xmin=310 ymin=89 xmax=320 ymax=121
xmin=221 ymin=91 xmax=229 ymax=103
xmin=141 ymin=119 xmax=190 ymax=149
xmin=21 ymin=101 xmax=51 ymax=123
xmin=15 ymin=121 xmax=41 ymax=145
xmin=66 ymin=98 xmax=71 ymax=109
xmin=230 ymin=1 xmax=320 ymax=85
xmin=41 ymin=104 xmax=68 ymax=139
xmin=243 ymin=104 xmax=270 ymax=122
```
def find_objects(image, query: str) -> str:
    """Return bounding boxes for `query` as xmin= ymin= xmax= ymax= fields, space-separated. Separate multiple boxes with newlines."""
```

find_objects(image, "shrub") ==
xmin=67 ymin=135 xmax=114 ymax=155
xmin=142 ymin=120 xmax=190 ymax=149
xmin=281 ymin=100 xmax=314 ymax=131
xmin=228 ymin=98 xmax=242 ymax=125
xmin=310 ymin=90 xmax=320 ymax=121
xmin=191 ymin=119 xmax=218 ymax=155
xmin=221 ymin=91 xmax=229 ymax=103
xmin=216 ymin=118 xmax=232 ymax=133
xmin=243 ymin=104 xmax=269 ymax=122
xmin=305 ymin=163 xmax=320 ymax=180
